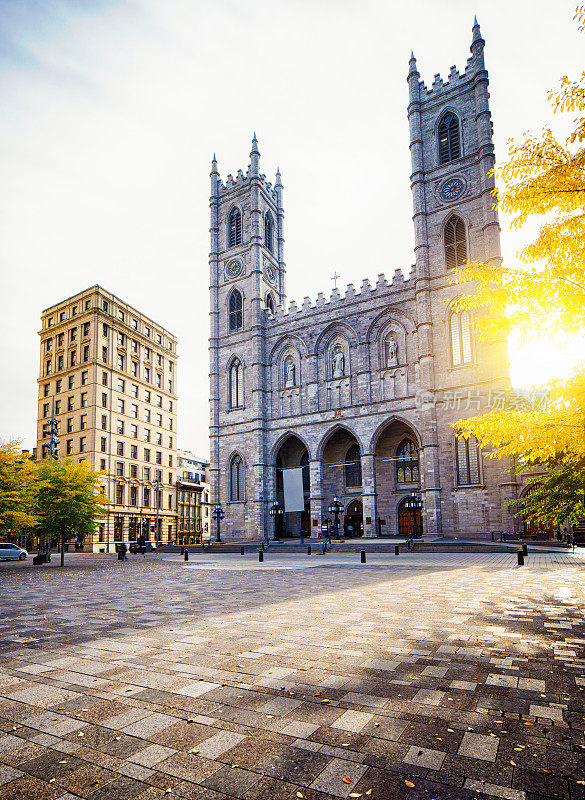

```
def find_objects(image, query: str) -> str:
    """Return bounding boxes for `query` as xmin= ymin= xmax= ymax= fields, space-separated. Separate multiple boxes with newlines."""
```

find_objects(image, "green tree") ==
xmin=0 ymin=440 xmax=38 ymax=540
xmin=35 ymin=460 xmax=107 ymax=566
xmin=512 ymin=459 xmax=585 ymax=530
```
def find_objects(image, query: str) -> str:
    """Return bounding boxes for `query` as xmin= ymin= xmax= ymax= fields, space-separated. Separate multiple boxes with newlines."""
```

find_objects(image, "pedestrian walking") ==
xmin=118 ymin=542 xmax=128 ymax=561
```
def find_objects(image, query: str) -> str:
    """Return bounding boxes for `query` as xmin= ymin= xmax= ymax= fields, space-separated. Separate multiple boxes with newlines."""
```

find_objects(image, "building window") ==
xmin=102 ymin=393 xmax=108 ymax=408
xmin=80 ymin=414 xmax=87 ymax=430
xmin=131 ymin=361 xmax=138 ymax=377
xmin=43 ymin=403 xmax=49 ymax=417
xmin=83 ymin=322 xmax=90 ymax=336
xmin=264 ymin=212 xmax=273 ymax=252
xmin=131 ymin=444 xmax=138 ymax=459
xmin=229 ymin=290 xmax=243 ymax=332
xmin=81 ymin=371 xmax=88 ymax=385
xmin=81 ymin=392 xmax=87 ymax=407
xmin=68 ymin=396 xmax=74 ymax=411
xmin=144 ymin=429 xmax=151 ymax=442
xmin=115 ymin=485 xmax=124 ymax=505
xmin=456 ymin=435 xmax=481 ymax=485
xmin=144 ymin=409 xmax=151 ymax=423
xmin=144 ymin=367 xmax=151 ymax=382
xmin=118 ymin=309 xmax=125 ymax=322
xmin=56 ymin=379 xmax=62 ymax=393
xmin=229 ymin=454 xmax=244 ymax=501
xmin=117 ymin=332 xmax=125 ymax=346
xmin=79 ymin=436 xmax=86 ymax=453
xmin=156 ymin=432 xmax=162 ymax=446
xmin=145 ymin=390 xmax=151 ymax=403
xmin=156 ymin=333 xmax=162 ymax=345
xmin=131 ymin=384 xmax=138 ymax=398
xmin=156 ymin=373 xmax=162 ymax=388
xmin=438 ymin=112 xmax=460 ymax=164
xmin=66 ymin=440 xmax=72 ymax=455
xmin=117 ymin=378 xmax=125 ymax=392
xmin=55 ymin=400 xmax=61 ymax=415
xmin=228 ymin=207 xmax=242 ymax=247
xmin=169 ymin=400 xmax=173 ymax=412
xmin=144 ymin=448 xmax=150 ymax=461
xmin=45 ymin=338 xmax=52 ymax=352
xmin=144 ymin=467 xmax=150 ymax=480
xmin=229 ymin=358 xmax=243 ymax=408
xmin=444 ymin=215 xmax=467 ymax=270
xmin=132 ymin=318 xmax=138 ymax=330
xmin=450 ymin=310 xmax=472 ymax=365
xmin=130 ymin=424 xmax=138 ymax=438
xmin=101 ymin=415 xmax=107 ymax=430
xmin=266 ymin=293 xmax=275 ymax=314
xmin=156 ymin=413 xmax=162 ymax=427
xmin=145 ymin=325 xmax=151 ymax=338
xmin=72 ymin=305 xmax=77 ymax=316
xmin=57 ymin=355 xmax=63 ymax=371
xmin=143 ymin=487 xmax=150 ymax=506
xmin=130 ymin=486 xmax=137 ymax=506
xmin=344 ymin=444 xmax=362 ymax=487
xmin=70 ymin=351 xmax=76 ymax=367
xmin=116 ymin=441 xmax=124 ymax=456
xmin=168 ymin=455 xmax=173 ymax=467
xmin=67 ymin=418 xmax=73 ymax=433
xmin=117 ymin=419 xmax=124 ymax=434
xmin=102 ymin=346 xmax=108 ymax=362
xmin=43 ymin=383 xmax=50 ymax=397
xmin=131 ymin=339 xmax=139 ymax=353
xmin=57 ymin=333 xmax=64 ymax=347
xmin=70 ymin=327 xmax=77 ymax=341
xmin=132 ymin=404 xmax=138 ymax=418
xmin=118 ymin=354 xmax=125 ymax=370
xmin=130 ymin=464 xmax=138 ymax=478
xmin=116 ymin=461 xmax=124 ymax=476
xmin=67 ymin=376 xmax=73 ymax=389
xmin=117 ymin=399 xmax=125 ymax=413
xmin=156 ymin=451 xmax=162 ymax=465
xmin=103 ymin=322 xmax=108 ymax=336
xmin=47 ymin=317 xmax=53 ymax=327
xmin=396 ymin=439 xmax=419 ymax=484
xmin=100 ymin=459 xmax=106 ymax=471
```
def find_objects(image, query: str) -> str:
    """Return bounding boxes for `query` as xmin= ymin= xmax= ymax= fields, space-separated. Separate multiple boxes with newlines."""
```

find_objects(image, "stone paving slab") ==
xmin=0 ymin=552 xmax=583 ymax=799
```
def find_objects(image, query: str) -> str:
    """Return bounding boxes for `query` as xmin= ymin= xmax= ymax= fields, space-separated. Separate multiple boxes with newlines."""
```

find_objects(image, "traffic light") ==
xmin=42 ymin=426 xmax=51 ymax=438
xmin=50 ymin=441 xmax=59 ymax=460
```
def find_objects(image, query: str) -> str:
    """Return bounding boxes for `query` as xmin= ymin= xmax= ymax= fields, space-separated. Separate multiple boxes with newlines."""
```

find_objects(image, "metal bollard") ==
xmin=180 ymin=547 xmax=184 ymax=555
xmin=361 ymin=549 xmax=366 ymax=563
xmin=307 ymin=545 xmax=311 ymax=556
xmin=322 ymin=543 xmax=326 ymax=555
xmin=522 ymin=543 xmax=528 ymax=556
xmin=395 ymin=545 xmax=399 ymax=555
xmin=241 ymin=546 xmax=245 ymax=555
xmin=184 ymin=550 xmax=189 ymax=561
xmin=259 ymin=550 xmax=264 ymax=562
xmin=517 ymin=550 xmax=524 ymax=566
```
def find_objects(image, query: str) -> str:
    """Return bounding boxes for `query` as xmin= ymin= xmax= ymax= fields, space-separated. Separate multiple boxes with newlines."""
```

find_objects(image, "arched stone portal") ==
xmin=274 ymin=435 xmax=310 ymax=539
xmin=321 ymin=427 xmax=363 ymax=536
xmin=372 ymin=420 xmax=421 ymax=537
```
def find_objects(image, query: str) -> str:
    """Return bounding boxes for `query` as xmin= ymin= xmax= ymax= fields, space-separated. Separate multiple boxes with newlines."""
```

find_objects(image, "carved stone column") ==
xmin=361 ymin=452 xmax=377 ymax=538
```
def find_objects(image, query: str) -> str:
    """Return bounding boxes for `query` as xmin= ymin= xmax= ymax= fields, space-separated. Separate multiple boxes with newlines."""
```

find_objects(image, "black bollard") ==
xmin=361 ymin=549 xmax=366 ymax=564
xmin=259 ymin=550 xmax=264 ymax=562
xmin=517 ymin=550 xmax=524 ymax=566
xmin=522 ymin=543 xmax=528 ymax=556
xmin=395 ymin=545 xmax=399 ymax=556
xmin=322 ymin=543 xmax=326 ymax=555
xmin=240 ymin=546 xmax=245 ymax=555
xmin=307 ymin=545 xmax=312 ymax=556
xmin=184 ymin=549 xmax=189 ymax=561
xmin=180 ymin=546 xmax=184 ymax=555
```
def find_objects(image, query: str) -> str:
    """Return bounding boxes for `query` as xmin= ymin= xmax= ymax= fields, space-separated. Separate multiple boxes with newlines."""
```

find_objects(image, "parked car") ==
xmin=128 ymin=541 xmax=156 ymax=554
xmin=0 ymin=543 xmax=28 ymax=561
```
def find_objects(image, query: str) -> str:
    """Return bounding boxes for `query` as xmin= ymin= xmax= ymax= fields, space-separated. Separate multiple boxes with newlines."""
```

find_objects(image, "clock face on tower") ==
xmin=439 ymin=177 xmax=465 ymax=202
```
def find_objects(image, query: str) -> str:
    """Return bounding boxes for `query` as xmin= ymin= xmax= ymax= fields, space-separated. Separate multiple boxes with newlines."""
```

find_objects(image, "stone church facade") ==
xmin=209 ymin=21 xmax=519 ymax=541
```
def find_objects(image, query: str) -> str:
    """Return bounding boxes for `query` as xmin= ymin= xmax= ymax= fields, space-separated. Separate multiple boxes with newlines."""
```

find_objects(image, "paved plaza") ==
xmin=0 ymin=551 xmax=584 ymax=800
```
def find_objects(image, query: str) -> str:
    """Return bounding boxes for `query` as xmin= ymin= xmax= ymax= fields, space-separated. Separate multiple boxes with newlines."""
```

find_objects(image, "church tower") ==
xmin=209 ymin=137 xmax=284 ymax=539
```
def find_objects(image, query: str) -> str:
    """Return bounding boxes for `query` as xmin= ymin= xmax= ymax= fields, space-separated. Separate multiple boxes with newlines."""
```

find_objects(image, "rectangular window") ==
xmin=102 ymin=371 xmax=108 ymax=386
xmin=101 ymin=437 xmax=107 ymax=452
xmin=156 ymin=394 xmax=162 ymax=407
xmin=83 ymin=322 xmax=90 ymax=336
xmin=131 ymin=362 xmax=138 ymax=377
xmin=85 ymin=300 xmax=90 ymax=310
xmin=130 ymin=486 xmax=137 ymax=506
xmin=169 ymin=418 xmax=173 ymax=431
xmin=81 ymin=392 xmax=87 ymax=407
xmin=70 ymin=327 xmax=77 ymax=341
xmin=156 ymin=373 xmax=162 ymax=388
xmin=102 ymin=392 xmax=108 ymax=408
xmin=143 ymin=428 xmax=151 ymax=442
xmin=56 ymin=356 xmax=62 ymax=371
xmin=156 ymin=469 xmax=162 ymax=482
xmin=67 ymin=418 xmax=73 ymax=433
xmin=70 ymin=351 xmax=76 ymax=367
xmin=132 ymin=318 xmax=138 ymax=330
xmin=145 ymin=347 xmax=151 ymax=360
xmin=102 ymin=346 xmax=108 ymax=362
xmin=156 ymin=451 xmax=162 ymax=465
xmin=169 ymin=436 xmax=173 ymax=448
xmin=156 ymin=413 xmax=162 ymax=427
xmin=157 ymin=354 xmax=163 ymax=366
xmin=43 ymin=383 xmax=50 ymax=397
xmin=57 ymin=333 xmax=64 ymax=347
xmin=115 ymin=485 xmax=124 ymax=505
xmin=45 ymin=338 xmax=52 ymax=352
xmin=117 ymin=354 xmax=125 ymax=370
xmin=47 ymin=316 xmax=53 ymax=327
xmin=131 ymin=444 xmax=138 ymax=459
xmin=66 ymin=440 xmax=73 ymax=455
xmin=59 ymin=311 xmax=65 ymax=322
xmin=145 ymin=326 xmax=151 ymax=338
xmin=101 ymin=415 xmax=107 ymax=430
xmin=144 ymin=448 xmax=150 ymax=462
xmin=168 ymin=471 xmax=173 ymax=484
xmin=118 ymin=309 xmax=125 ymax=322
xmin=83 ymin=345 xmax=89 ymax=362
xmin=116 ymin=461 xmax=124 ymax=477
xmin=117 ymin=378 xmax=125 ymax=392
xmin=72 ymin=305 xmax=77 ymax=316
xmin=144 ymin=467 xmax=150 ymax=481
xmin=100 ymin=458 xmax=106 ymax=470
xmin=156 ymin=333 xmax=162 ymax=345
xmin=131 ymin=384 xmax=138 ymax=398
xmin=117 ymin=333 xmax=125 ymax=346
xmin=117 ymin=419 xmax=124 ymax=434
xmin=80 ymin=414 xmax=87 ymax=430
xmin=144 ymin=409 xmax=151 ymax=422
xmin=143 ymin=487 xmax=150 ymax=507
xmin=131 ymin=404 xmax=138 ymax=418
xmin=130 ymin=464 xmax=138 ymax=478
xmin=169 ymin=361 xmax=174 ymax=373
xmin=169 ymin=401 xmax=173 ymax=413
xmin=43 ymin=403 xmax=49 ymax=417
xmin=68 ymin=396 xmax=74 ymax=411
xmin=155 ymin=432 xmax=162 ymax=446
xmin=79 ymin=436 xmax=85 ymax=453
xmin=56 ymin=379 xmax=62 ymax=393
xmin=130 ymin=424 xmax=138 ymax=438
xmin=145 ymin=390 xmax=151 ymax=403
xmin=117 ymin=398 xmax=125 ymax=413
xmin=168 ymin=380 xmax=172 ymax=393
xmin=116 ymin=441 xmax=124 ymax=456
xmin=103 ymin=322 xmax=108 ymax=336
xmin=144 ymin=367 xmax=151 ymax=382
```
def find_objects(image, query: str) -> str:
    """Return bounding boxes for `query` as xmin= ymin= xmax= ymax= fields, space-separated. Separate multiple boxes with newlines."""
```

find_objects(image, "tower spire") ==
xmin=249 ymin=132 xmax=260 ymax=176
xmin=408 ymin=50 xmax=418 ymax=77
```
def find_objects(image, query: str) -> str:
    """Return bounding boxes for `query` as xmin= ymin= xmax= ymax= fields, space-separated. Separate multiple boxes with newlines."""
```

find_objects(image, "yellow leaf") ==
xmin=405 ymin=780 xmax=415 ymax=788
xmin=510 ymin=760 xmax=516 ymax=766
xmin=342 ymin=778 xmax=353 ymax=784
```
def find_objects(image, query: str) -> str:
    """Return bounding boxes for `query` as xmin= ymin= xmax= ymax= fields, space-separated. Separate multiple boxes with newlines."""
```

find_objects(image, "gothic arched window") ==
xmin=444 ymin=215 xmax=467 ymax=270
xmin=450 ymin=310 xmax=472 ymax=366
xmin=345 ymin=443 xmax=362 ymax=488
xmin=438 ymin=112 xmax=461 ymax=164
xmin=396 ymin=438 xmax=419 ymax=484
xmin=229 ymin=358 xmax=243 ymax=409
xmin=229 ymin=454 xmax=244 ymax=501
xmin=264 ymin=212 xmax=273 ymax=252
xmin=456 ymin=435 xmax=481 ymax=485
xmin=266 ymin=293 xmax=275 ymax=314
xmin=228 ymin=207 xmax=242 ymax=247
xmin=229 ymin=290 xmax=243 ymax=332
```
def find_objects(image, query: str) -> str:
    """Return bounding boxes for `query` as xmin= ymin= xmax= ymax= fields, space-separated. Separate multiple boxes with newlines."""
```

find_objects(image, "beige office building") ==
xmin=37 ymin=286 xmax=178 ymax=552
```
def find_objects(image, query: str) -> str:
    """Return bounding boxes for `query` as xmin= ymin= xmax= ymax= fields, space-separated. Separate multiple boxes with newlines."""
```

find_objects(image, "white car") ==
xmin=0 ymin=543 xmax=28 ymax=561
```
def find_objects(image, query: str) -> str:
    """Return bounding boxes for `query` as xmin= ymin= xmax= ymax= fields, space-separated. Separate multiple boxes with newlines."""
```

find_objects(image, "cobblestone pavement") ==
xmin=0 ymin=552 xmax=584 ymax=800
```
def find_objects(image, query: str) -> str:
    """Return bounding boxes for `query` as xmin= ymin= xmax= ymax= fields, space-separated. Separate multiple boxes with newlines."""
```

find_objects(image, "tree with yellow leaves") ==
xmin=0 ymin=440 xmax=38 ymax=540
xmin=452 ymin=8 xmax=585 ymax=526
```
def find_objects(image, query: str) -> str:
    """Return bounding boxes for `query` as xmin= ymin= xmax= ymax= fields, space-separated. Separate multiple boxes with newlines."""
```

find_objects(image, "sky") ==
xmin=0 ymin=0 xmax=582 ymax=458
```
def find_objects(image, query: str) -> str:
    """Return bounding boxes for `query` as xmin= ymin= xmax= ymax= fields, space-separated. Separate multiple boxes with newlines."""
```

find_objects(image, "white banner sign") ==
xmin=282 ymin=467 xmax=304 ymax=512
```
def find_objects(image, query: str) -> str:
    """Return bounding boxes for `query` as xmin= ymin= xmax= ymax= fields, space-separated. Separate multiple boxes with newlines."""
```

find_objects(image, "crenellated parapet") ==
xmin=267 ymin=268 xmax=411 ymax=323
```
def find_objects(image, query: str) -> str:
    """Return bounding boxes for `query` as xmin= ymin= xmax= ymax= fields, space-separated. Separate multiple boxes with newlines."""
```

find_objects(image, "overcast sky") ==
xmin=0 ymin=0 xmax=582 ymax=458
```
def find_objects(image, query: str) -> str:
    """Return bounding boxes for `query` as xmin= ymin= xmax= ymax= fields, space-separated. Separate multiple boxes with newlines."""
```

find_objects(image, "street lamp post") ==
xmin=327 ymin=497 xmax=343 ymax=540
xmin=269 ymin=502 xmax=283 ymax=541
xmin=154 ymin=478 xmax=160 ymax=553
xmin=212 ymin=505 xmax=224 ymax=542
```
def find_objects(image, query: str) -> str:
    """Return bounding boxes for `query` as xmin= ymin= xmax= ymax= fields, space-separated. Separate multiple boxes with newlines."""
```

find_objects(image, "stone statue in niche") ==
xmin=284 ymin=358 xmax=295 ymax=388
xmin=386 ymin=335 xmax=398 ymax=367
xmin=332 ymin=346 xmax=345 ymax=378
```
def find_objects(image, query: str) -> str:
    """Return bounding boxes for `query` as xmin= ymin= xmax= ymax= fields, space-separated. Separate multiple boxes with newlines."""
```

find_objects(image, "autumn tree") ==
xmin=0 ymin=440 xmax=38 ymax=540
xmin=35 ymin=460 xmax=107 ymax=566
xmin=451 ymin=8 xmax=585 ymax=525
